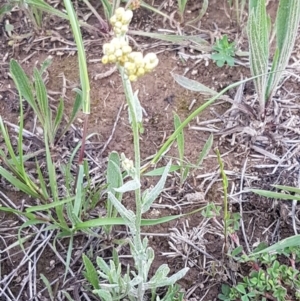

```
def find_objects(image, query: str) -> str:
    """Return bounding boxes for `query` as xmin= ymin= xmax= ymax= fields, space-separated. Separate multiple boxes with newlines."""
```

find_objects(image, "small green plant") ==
xmin=177 ymin=0 xmax=188 ymax=22
xmin=248 ymin=0 xmax=300 ymax=117
xmin=211 ymin=35 xmax=235 ymax=67
xmin=82 ymin=7 xmax=189 ymax=301
xmin=219 ymin=248 xmax=300 ymax=301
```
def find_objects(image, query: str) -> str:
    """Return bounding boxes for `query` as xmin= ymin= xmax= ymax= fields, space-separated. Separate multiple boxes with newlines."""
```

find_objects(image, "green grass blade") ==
xmin=26 ymin=0 xmax=69 ymax=19
xmin=36 ymin=160 xmax=50 ymax=199
xmin=144 ymin=165 xmax=181 ymax=176
xmin=73 ymin=164 xmax=84 ymax=217
xmin=40 ymin=274 xmax=55 ymax=301
xmin=34 ymin=67 xmax=51 ymax=138
xmin=266 ymin=0 xmax=300 ymax=101
xmin=0 ymin=118 xmax=22 ymax=169
xmin=174 ymin=114 xmax=184 ymax=164
xmin=0 ymin=206 xmax=36 ymax=220
xmin=0 ymin=166 xmax=40 ymax=198
xmin=197 ymin=134 xmax=213 ymax=167
xmin=26 ymin=197 xmax=74 ymax=213
xmin=64 ymin=235 xmax=74 ymax=282
xmin=129 ymin=30 xmax=209 ymax=47
xmin=100 ymin=0 xmax=113 ymax=19
xmin=53 ymin=97 xmax=64 ymax=134
xmin=172 ymin=73 xmax=217 ymax=95
xmin=251 ymin=189 xmax=300 ymax=201
xmin=76 ymin=206 xmax=205 ymax=230
xmin=63 ymin=0 xmax=90 ymax=114
xmin=251 ymin=235 xmax=300 ymax=255
xmin=10 ymin=60 xmax=39 ymax=115
xmin=273 ymin=184 xmax=300 ymax=194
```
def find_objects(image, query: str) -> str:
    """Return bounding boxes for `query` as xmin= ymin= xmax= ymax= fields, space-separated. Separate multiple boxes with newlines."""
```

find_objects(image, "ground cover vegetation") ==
xmin=0 ymin=0 xmax=300 ymax=300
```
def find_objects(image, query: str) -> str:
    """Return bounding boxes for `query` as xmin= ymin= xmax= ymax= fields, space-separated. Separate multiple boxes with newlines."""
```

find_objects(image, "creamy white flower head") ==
xmin=122 ymin=10 xmax=133 ymax=24
xmin=115 ymin=7 xmax=125 ymax=19
xmin=144 ymin=53 xmax=159 ymax=71
xmin=110 ymin=15 xmax=117 ymax=25
xmin=122 ymin=158 xmax=134 ymax=171
xmin=103 ymin=43 xmax=115 ymax=55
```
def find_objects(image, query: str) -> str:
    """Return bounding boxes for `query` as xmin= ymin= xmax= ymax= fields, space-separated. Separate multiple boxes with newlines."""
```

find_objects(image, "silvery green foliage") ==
xmin=92 ymin=238 xmax=188 ymax=301
xmin=248 ymin=0 xmax=300 ymax=116
xmin=142 ymin=160 xmax=172 ymax=213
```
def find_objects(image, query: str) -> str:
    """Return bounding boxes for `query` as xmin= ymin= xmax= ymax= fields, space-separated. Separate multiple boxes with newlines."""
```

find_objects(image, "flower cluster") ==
xmin=109 ymin=7 xmax=133 ymax=36
xmin=102 ymin=37 xmax=132 ymax=65
xmin=101 ymin=7 xmax=159 ymax=81
xmin=124 ymin=52 xmax=159 ymax=82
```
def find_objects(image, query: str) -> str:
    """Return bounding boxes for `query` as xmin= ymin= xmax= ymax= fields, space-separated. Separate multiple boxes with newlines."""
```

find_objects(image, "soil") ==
xmin=1 ymin=0 xmax=300 ymax=300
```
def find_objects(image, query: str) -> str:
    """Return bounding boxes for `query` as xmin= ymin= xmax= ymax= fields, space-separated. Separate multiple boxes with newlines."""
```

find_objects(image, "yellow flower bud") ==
xmin=120 ymin=25 xmax=129 ymax=34
xmin=103 ymin=43 xmax=115 ymax=55
xmin=144 ymin=53 xmax=159 ymax=71
xmin=129 ymin=74 xmax=137 ymax=82
xmin=122 ymin=157 xmax=134 ymax=171
xmin=136 ymin=67 xmax=145 ymax=76
xmin=115 ymin=49 xmax=123 ymax=57
xmin=111 ymin=38 xmax=122 ymax=49
xmin=108 ymin=54 xmax=116 ymax=63
xmin=122 ymin=45 xmax=132 ymax=54
xmin=115 ymin=7 xmax=125 ymax=19
xmin=114 ymin=28 xmax=121 ymax=35
xmin=124 ymin=61 xmax=135 ymax=72
xmin=129 ymin=52 xmax=144 ymax=67
xmin=110 ymin=15 xmax=117 ymax=25
xmin=101 ymin=55 xmax=109 ymax=64
xmin=119 ymin=38 xmax=128 ymax=48
xmin=119 ymin=55 xmax=128 ymax=65
xmin=114 ymin=21 xmax=122 ymax=29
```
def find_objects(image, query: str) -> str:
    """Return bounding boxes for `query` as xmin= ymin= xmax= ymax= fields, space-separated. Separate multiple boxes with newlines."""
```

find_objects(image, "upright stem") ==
xmin=120 ymin=67 xmax=144 ymax=299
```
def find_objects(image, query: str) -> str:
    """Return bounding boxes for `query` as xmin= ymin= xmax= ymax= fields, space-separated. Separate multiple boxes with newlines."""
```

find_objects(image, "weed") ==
xmin=211 ymin=35 xmax=235 ymax=67
xmin=82 ymin=7 xmax=189 ymax=300
xmin=247 ymin=0 xmax=300 ymax=117
xmin=219 ymin=248 xmax=300 ymax=301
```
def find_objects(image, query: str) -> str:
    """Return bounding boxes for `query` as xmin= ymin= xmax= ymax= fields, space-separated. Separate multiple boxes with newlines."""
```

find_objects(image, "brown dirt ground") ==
xmin=1 ymin=0 xmax=300 ymax=300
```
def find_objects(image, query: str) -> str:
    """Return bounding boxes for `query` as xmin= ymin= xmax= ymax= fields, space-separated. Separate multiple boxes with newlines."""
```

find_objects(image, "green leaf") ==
xmin=82 ymin=254 xmax=100 ymax=290
xmin=172 ymin=73 xmax=217 ymax=95
xmin=251 ymin=235 xmax=300 ymax=255
xmin=251 ymin=189 xmax=300 ymax=201
xmin=144 ymin=165 xmax=180 ymax=176
xmin=142 ymin=160 xmax=172 ymax=213
xmin=107 ymin=192 xmax=136 ymax=226
xmin=236 ymin=284 xmax=246 ymax=294
xmin=54 ymin=98 xmax=64 ymax=134
xmin=0 ymin=166 xmax=40 ymax=199
xmin=40 ymin=274 xmax=54 ymax=301
xmin=197 ymin=134 xmax=213 ymax=167
xmin=0 ymin=4 xmax=13 ymax=18
xmin=114 ymin=179 xmax=140 ymax=193
xmin=231 ymin=246 xmax=243 ymax=257
xmin=221 ymin=284 xmax=231 ymax=295
xmin=129 ymin=30 xmax=209 ymax=48
xmin=34 ymin=67 xmax=48 ymax=124
xmin=25 ymin=197 xmax=74 ymax=213
xmin=10 ymin=60 xmax=35 ymax=106
xmin=273 ymin=184 xmax=300 ymax=194
xmin=174 ymin=114 xmax=184 ymax=162
xmin=94 ymin=289 xmax=113 ymax=301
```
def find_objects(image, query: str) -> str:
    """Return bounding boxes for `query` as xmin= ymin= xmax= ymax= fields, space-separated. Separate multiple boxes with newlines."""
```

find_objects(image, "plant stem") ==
xmin=120 ymin=66 xmax=144 ymax=299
